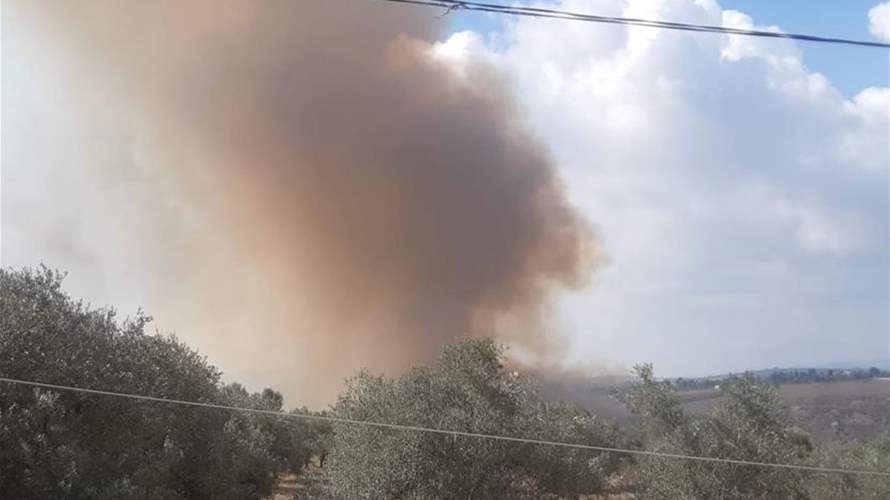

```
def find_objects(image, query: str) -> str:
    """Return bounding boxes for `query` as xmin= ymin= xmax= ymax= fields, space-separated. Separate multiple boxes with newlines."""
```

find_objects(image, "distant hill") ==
xmin=538 ymin=371 xmax=890 ymax=444
xmin=664 ymin=362 xmax=890 ymax=390
xmin=812 ymin=359 xmax=890 ymax=371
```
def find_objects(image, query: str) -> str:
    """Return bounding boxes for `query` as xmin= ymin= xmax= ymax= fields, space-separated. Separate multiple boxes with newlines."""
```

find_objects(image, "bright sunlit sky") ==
xmin=449 ymin=0 xmax=890 ymax=97
xmin=441 ymin=0 xmax=890 ymax=375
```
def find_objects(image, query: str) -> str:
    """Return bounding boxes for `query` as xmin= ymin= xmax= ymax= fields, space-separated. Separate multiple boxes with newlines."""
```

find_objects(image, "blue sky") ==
xmin=434 ymin=0 xmax=889 ymax=376
xmin=447 ymin=0 xmax=889 ymax=97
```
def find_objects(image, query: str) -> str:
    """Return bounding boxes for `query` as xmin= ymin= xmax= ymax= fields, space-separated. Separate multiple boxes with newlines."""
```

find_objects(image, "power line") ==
xmin=381 ymin=0 xmax=890 ymax=48
xmin=1 ymin=376 xmax=888 ymax=477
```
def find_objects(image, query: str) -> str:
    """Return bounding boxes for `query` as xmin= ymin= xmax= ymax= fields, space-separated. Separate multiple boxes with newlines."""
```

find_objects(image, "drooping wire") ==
xmin=380 ymin=0 xmax=890 ymax=48
xmin=1 ymin=376 xmax=889 ymax=477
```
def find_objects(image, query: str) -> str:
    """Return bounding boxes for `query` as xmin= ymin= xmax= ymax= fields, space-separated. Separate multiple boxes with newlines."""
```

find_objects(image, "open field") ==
xmin=543 ymin=377 xmax=889 ymax=443
xmin=682 ymin=379 xmax=890 ymax=443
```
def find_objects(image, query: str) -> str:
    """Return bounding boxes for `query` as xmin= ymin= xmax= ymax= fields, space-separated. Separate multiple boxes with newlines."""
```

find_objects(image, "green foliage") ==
xmin=804 ymin=433 xmax=890 ymax=499
xmin=4 ymin=267 xmax=886 ymax=499
xmin=0 ymin=267 xmax=311 ymax=499
xmin=620 ymin=364 xmax=811 ymax=499
xmin=327 ymin=337 xmax=620 ymax=500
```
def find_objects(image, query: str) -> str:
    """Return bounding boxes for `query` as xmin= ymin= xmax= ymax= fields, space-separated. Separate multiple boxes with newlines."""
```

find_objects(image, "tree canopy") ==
xmin=2 ymin=267 xmax=887 ymax=499
xmin=328 ymin=337 xmax=621 ymax=499
xmin=618 ymin=364 xmax=886 ymax=499
xmin=0 ymin=267 xmax=312 ymax=499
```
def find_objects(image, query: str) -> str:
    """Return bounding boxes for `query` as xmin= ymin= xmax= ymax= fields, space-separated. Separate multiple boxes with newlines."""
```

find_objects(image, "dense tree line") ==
xmin=2 ymin=267 xmax=888 ymax=499
xmin=671 ymin=367 xmax=889 ymax=391
xmin=763 ymin=367 xmax=890 ymax=385
xmin=0 ymin=267 xmax=320 ymax=499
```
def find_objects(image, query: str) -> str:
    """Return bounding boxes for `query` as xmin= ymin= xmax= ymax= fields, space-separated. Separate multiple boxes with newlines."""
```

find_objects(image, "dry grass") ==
xmin=680 ymin=379 xmax=890 ymax=443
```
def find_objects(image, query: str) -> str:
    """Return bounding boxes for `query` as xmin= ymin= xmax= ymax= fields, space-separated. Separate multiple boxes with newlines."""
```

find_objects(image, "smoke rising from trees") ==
xmin=5 ymin=0 xmax=600 ymax=404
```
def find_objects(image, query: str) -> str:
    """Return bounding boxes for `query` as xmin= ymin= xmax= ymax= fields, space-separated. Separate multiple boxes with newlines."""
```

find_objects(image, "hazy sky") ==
xmin=3 ymin=0 xmax=888 ymax=404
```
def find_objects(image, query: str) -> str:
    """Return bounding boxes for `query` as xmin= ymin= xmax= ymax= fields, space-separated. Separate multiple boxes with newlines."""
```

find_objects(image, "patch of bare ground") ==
xmin=269 ymin=468 xmax=637 ymax=499
xmin=267 ymin=473 xmax=298 ymax=500
xmin=267 ymin=466 xmax=335 ymax=500
xmin=681 ymin=379 xmax=890 ymax=443
xmin=581 ymin=471 xmax=637 ymax=499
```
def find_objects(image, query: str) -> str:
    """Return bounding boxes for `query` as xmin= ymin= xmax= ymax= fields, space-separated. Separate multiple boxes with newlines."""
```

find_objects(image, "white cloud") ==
xmin=869 ymin=2 xmax=890 ymax=41
xmin=441 ymin=0 xmax=889 ymax=375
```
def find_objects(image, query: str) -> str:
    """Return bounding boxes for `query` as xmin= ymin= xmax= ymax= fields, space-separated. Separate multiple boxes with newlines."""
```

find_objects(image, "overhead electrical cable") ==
xmin=2 ymin=376 xmax=889 ymax=477
xmin=380 ymin=0 xmax=890 ymax=48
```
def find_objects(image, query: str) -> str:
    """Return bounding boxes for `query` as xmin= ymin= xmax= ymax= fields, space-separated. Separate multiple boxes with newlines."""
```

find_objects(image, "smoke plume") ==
xmin=5 ymin=0 xmax=600 ymax=405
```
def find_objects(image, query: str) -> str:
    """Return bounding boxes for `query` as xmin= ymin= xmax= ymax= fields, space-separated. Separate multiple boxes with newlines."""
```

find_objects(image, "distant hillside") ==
xmin=813 ymin=359 xmax=890 ymax=371
xmin=667 ymin=364 xmax=890 ymax=391
xmin=681 ymin=379 xmax=890 ymax=444
xmin=536 ymin=365 xmax=890 ymax=445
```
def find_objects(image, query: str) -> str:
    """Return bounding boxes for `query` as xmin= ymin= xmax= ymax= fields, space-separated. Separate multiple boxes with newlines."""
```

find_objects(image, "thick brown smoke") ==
xmin=7 ymin=0 xmax=599 ymax=405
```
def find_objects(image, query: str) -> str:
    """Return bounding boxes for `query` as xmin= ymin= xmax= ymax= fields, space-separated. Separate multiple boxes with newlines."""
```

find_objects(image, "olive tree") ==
xmin=805 ymin=433 xmax=890 ymax=499
xmin=0 ymin=267 xmax=302 ymax=499
xmin=328 ymin=337 xmax=619 ymax=499
xmin=620 ymin=364 xmax=811 ymax=499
